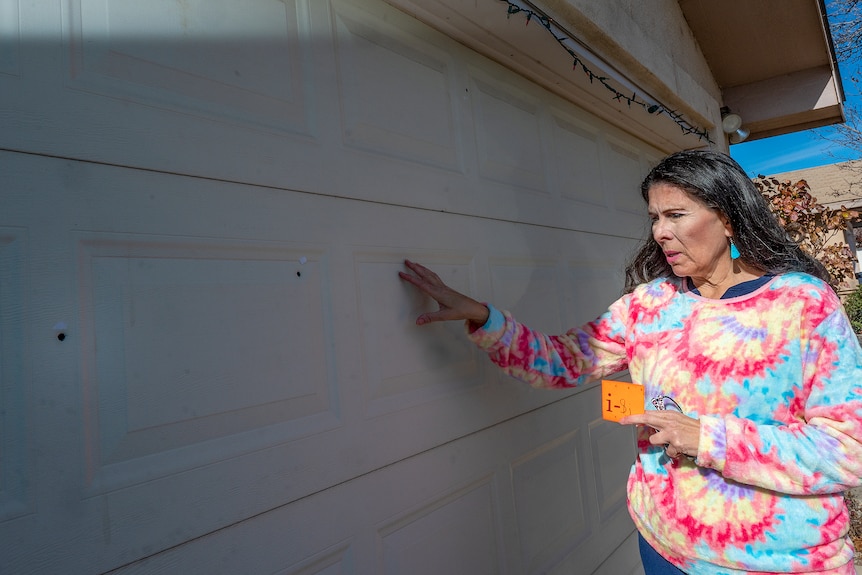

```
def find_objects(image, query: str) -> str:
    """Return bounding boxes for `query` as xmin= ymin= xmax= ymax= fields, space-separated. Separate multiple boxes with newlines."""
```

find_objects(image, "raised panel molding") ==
xmin=0 ymin=228 xmax=31 ymax=520
xmin=564 ymin=257 xmax=628 ymax=326
xmin=605 ymin=139 xmax=647 ymax=215
xmin=589 ymin=417 xmax=637 ymax=521
xmin=488 ymin=258 xmax=563 ymax=334
xmin=378 ymin=477 xmax=501 ymax=575
xmin=77 ymin=234 xmax=338 ymax=494
xmin=334 ymin=0 xmax=462 ymax=171
xmin=552 ymin=112 xmax=606 ymax=207
xmin=0 ymin=1 xmax=21 ymax=77
xmin=278 ymin=543 xmax=353 ymax=575
xmin=472 ymin=73 xmax=547 ymax=192
xmin=94 ymin=385 xmax=631 ymax=574
xmin=355 ymin=253 xmax=481 ymax=417
xmin=64 ymin=0 xmax=312 ymax=134
xmin=511 ymin=430 xmax=591 ymax=573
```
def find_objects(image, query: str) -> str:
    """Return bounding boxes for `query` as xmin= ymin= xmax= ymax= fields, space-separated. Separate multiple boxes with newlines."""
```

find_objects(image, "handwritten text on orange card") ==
xmin=601 ymin=380 xmax=645 ymax=422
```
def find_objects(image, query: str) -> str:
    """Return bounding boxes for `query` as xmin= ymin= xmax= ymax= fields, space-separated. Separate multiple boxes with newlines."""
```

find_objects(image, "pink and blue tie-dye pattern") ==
xmin=467 ymin=272 xmax=862 ymax=574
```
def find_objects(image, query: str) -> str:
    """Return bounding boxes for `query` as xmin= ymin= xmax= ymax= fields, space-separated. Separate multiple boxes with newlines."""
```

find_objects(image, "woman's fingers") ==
xmin=399 ymin=260 xmax=490 ymax=325
xmin=399 ymin=260 xmax=444 ymax=295
xmin=620 ymin=411 xmax=700 ymax=459
xmin=416 ymin=306 xmax=459 ymax=325
xmin=403 ymin=259 xmax=440 ymax=285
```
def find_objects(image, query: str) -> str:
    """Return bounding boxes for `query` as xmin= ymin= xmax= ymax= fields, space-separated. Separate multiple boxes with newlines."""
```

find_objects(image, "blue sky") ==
xmin=730 ymin=130 xmax=860 ymax=177
xmin=730 ymin=49 xmax=861 ymax=178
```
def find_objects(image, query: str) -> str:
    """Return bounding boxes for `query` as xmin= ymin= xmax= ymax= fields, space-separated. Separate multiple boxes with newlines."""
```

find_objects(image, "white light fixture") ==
xmin=720 ymin=106 xmax=743 ymax=133
xmin=729 ymin=127 xmax=750 ymax=144
xmin=720 ymin=106 xmax=749 ymax=143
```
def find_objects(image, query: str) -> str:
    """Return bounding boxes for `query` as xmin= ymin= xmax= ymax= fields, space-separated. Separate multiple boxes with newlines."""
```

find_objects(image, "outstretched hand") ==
xmin=398 ymin=260 xmax=490 ymax=326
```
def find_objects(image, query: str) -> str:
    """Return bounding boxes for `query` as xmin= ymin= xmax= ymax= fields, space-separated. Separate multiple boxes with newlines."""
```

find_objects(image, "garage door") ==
xmin=0 ymin=0 xmax=657 ymax=572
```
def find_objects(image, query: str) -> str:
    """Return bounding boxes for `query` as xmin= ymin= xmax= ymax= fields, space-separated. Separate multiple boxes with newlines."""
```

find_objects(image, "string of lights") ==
xmin=500 ymin=0 xmax=714 ymax=143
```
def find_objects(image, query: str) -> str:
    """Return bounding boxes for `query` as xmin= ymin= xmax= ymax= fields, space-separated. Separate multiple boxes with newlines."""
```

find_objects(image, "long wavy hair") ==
xmin=624 ymin=149 xmax=828 ymax=292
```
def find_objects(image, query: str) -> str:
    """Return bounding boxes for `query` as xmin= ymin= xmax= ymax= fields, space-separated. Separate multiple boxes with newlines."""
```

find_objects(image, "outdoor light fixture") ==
xmin=729 ymin=127 xmax=750 ymax=144
xmin=720 ymin=106 xmax=749 ymax=144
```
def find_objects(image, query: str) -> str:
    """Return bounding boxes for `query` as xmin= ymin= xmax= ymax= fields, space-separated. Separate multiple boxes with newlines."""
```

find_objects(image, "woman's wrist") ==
xmin=471 ymin=303 xmax=490 ymax=325
xmin=466 ymin=303 xmax=490 ymax=332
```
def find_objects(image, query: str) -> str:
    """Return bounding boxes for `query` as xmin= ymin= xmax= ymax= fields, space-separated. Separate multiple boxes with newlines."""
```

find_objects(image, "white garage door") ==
xmin=1 ymin=0 xmax=658 ymax=573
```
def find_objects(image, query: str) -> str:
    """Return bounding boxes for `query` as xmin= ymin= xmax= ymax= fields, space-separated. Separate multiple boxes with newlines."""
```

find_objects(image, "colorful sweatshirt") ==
xmin=466 ymin=273 xmax=862 ymax=574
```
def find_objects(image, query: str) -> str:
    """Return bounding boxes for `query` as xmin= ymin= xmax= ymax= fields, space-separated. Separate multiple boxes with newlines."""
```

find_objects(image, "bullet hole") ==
xmin=57 ymin=333 xmax=66 ymax=341
xmin=296 ymin=271 xmax=301 ymax=277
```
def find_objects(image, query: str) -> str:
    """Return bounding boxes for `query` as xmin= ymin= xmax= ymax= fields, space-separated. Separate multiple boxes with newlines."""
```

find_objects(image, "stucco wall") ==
xmin=387 ymin=0 xmax=726 ymax=152
xmin=544 ymin=0 xmax=722 ymax=132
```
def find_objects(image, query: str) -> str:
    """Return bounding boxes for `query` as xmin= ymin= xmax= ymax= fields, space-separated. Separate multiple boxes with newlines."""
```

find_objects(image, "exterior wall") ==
xmin=386 ymin=0 xmax=728 ymax=153
xmin=543 ymin=0 xmax=722 ymax=128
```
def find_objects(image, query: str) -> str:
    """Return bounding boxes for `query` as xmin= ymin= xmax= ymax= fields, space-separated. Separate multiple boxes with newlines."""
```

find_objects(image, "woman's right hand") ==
xmin=398 ymin=260 xmax=490 ymax=326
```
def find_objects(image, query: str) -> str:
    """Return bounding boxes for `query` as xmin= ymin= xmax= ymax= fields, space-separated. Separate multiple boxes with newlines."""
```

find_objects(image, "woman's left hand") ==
xmin=620 ymin=412 xmax=701 ymax=460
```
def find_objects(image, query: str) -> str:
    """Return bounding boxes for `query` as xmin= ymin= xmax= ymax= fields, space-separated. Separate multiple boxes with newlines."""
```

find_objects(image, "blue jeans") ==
xmin=638 ymin=533 xmax=688 ymax=575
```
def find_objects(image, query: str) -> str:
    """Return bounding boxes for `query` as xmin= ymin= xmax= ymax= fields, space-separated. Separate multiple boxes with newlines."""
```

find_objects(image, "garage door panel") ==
xmin=472 ymin=74 xmax=547 ymax=192
xmin=512 ymin=429 xmax=591 ymax=573
xmin=335 ymin=0 xmax=462 ymax=171
xmin=551 ymin=529 xmax=645 ymax=575
xmin=590 ymin=417 xmax=637 ymax=521
xmin=77 ymin=235 xmax=337 ymax=493
xmin=0 ymin=1 xmax=21 ymax=77
xmin=0 ymin=151 xmax=611 ymax=572
xmin=564 ymin=255 xmax=630 ymax=327
xmin=379 ymin=476 xmax=501 ymax=575
xmin=548 ymin=106 xmax=647 ymax=235
xmin=4 ymin=0 xmax=657 ymax=241
xmin=0 ymin=229 xmax=32 ymax=522
xmin=280 ymin=544 xmax=354 ymax=575
xmin=95 ymin=434 xmax=348 ymax=572
xmin=605 ymin=138 xmax=650 ymax=216
xmin=105 ymin=393 xmax=631 ymax=574
xmin=356 ymin=254 xmax=482 ymax=418
xmin=531 ymin=386 xmax=638 ymax=575
xmin=552 ymin=112 xmax=606 ymax=207
xmin=66 ymin=0 xmax=311 ymax=135
xmin=488 ymin=257 xmax=564 ymax=334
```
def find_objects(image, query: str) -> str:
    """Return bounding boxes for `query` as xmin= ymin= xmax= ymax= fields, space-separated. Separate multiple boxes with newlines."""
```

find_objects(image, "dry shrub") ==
xmin=755 ymin=176 xmax=859 ymax=290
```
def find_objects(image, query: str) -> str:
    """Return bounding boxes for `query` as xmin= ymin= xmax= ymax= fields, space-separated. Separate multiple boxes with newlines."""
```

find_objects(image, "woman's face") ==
xmin=647 ymin=182 xmax=733 ymax=282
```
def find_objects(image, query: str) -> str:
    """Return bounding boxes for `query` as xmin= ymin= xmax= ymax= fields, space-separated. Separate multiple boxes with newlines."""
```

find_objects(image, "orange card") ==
xmin=601 ymin=379 xmax=645 ymax=422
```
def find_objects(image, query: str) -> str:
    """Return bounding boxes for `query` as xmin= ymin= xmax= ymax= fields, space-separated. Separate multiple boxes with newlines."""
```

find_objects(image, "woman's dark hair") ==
xmin=624 ymin=149 xmax=829 ymax=292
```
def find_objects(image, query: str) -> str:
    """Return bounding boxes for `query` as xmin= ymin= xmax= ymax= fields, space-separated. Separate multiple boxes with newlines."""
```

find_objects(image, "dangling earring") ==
xmin=730 ymin=238 xmax=740 ymax=260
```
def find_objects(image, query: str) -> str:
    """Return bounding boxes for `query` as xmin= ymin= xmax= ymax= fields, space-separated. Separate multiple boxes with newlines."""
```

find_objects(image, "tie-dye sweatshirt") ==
xmin=466 ymin=272 xmax=862 ymax=574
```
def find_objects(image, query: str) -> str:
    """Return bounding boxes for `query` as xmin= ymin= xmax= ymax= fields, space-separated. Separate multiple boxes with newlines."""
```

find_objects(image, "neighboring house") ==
xmin=0 ymin=1 xmax=843 ymax=573
xmin=768 ymin=160 xmax=862 ymax=292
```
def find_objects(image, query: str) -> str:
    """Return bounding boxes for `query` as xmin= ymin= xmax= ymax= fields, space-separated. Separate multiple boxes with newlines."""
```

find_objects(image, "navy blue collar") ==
xmin=687 ymin=275 xmax=774 ymax=299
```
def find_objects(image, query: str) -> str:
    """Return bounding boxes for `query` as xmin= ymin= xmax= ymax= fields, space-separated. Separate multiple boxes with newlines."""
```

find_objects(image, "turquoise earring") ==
xmin=730 ymin=238 xmax=740 ymax=260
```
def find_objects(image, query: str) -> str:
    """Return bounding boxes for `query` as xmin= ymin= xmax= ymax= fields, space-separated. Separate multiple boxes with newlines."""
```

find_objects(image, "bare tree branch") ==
xmin=823 ymin=1 xmax=862 ymax=158
xmin=829 ymin=0 xmax=862 ymax=62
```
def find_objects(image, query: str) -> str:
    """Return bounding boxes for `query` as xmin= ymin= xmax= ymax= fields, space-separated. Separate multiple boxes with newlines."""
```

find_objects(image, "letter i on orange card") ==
xmin=601 ymin=380 xmax=645 ymax=422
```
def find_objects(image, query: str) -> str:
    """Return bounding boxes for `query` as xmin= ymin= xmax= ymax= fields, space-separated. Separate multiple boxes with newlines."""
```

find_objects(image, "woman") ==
xmin=399 ymin=150 xmax=862 ymax=574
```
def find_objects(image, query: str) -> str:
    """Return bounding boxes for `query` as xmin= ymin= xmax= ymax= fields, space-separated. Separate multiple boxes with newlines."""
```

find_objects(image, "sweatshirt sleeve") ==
xmin=697 ymin=305 xmax=862 ymax=494
xmin=465 ymin=296 xmax=630 ymax=390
